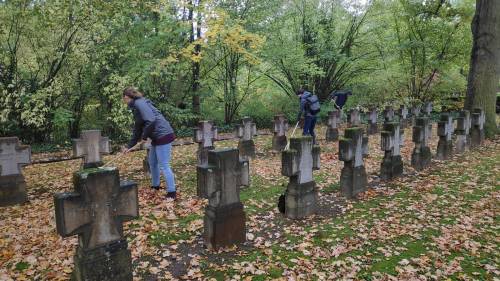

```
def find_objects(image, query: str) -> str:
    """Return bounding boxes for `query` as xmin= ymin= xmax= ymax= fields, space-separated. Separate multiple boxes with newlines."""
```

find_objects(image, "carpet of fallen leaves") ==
xmin=0 ymin=124 xmax=498 ymax=281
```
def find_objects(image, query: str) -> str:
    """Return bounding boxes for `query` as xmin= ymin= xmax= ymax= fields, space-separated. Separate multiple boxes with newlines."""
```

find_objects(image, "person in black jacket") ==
xmin=122 ymin=87 xmax=177 ymax=200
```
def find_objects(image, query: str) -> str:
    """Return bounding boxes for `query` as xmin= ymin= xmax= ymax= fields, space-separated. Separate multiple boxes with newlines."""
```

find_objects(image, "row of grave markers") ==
xmin=0 ymin=105 xmax=486 ymax=281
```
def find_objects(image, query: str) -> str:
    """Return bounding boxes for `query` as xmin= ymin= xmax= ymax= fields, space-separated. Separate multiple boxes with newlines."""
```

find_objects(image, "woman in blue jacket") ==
xmin=122 ymin=87 xmax=177 ymax=200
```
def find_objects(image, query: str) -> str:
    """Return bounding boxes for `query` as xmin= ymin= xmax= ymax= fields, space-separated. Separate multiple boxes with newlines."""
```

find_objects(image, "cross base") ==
xmin=340 ymin=165 xmax=368 ymax=199
xmin=0 ymin=174 xmax=28 ymax=207
xmin=470 ymin=128 xmax=484 ymax=148
xmin=71 ymin=239 xmax=133 ymax=281
xmin=272 ymin=135 xmax=287 ymax=151
xmin=436 ymin=139 xmax=453 ymax=160
xmin=367 ymin=123 xmax=378 ymax=135
xmin=283 ymin=180 xmax=317 ymax=219
xmin=380 ymin=154 xmax=403 ymax=180
xmin=411 ymin=146 xmax=431 ymax=171
xmin=238 ymin=140 xmax=256 ymax=159
xmin=326 ymin=128 xmax=339 ymax=142
xmin=204 ymin=202 xmax=246 ymax=250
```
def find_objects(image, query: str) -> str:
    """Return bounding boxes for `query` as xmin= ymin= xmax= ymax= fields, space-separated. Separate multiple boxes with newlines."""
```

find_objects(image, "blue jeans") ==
xmin=148 ymin=143 xmax=176 ymax=192
xmin=303 ymin=115 xmax=317 ymax=143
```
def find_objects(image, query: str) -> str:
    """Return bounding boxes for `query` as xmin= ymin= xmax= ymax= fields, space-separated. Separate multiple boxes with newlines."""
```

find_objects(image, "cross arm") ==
xmin=282 ymin=149 xmax=299 ymax=177
xmin=114 ymin=181 xmax=139 ymax=224
xmin=54 ymin=192 xmax=91 ymax=237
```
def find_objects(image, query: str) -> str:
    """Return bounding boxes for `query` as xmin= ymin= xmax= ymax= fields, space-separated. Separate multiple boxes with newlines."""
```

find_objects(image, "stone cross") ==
xmin=411 ymin=105 xmax=422 ymax=126
xmin=398 ymin=105 xmax=409 ymax=129
xmin=195 ymin=121 xmax=218 ymax=198
xmin=73 ymin=130 xmax=110 ymax=168
xmin=366 ymin=108 xmax=378 ymax=135
xmin=347 ymin=109 xmax=362 ymax=127
xmin=436 ymin=113 xmax=454 ymax=160
xmin=235 ymin=117 xmax=257 ymax=159
xmin=383 ymin=106 xmax=395 ymax=122
xmin=339 ymin=127 xmax=368 ymax=198
xmin=470 ymin=108 xmax=485 ymax=147
xmin=411 ymin=117 xmax=432 ymax=171
xmin=380 ymin=122 xmax=403 ymax=180
xmin=455 ymin=110 xmax=471 ymax=153
xmin=423 ymin=102 xmax=433 ymax=116
xmin=326 ymin=110 xmax=340 ymax=141
xmin=272 ymin=114 xmax=289 ymax=151
xmin=54 ymin=168 xmax=138 ymax=280
xmin=281 ymin=136 xmax=320 ymax=219
xmin=200 ymin=148 xmax=248 ymax=249
xmin=0 ymin=137 xmax=31 ymax=206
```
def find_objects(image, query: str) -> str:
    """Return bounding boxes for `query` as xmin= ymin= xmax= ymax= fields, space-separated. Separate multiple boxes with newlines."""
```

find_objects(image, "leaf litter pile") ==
xmin=0 ymin=125 xmax=498 ymax=280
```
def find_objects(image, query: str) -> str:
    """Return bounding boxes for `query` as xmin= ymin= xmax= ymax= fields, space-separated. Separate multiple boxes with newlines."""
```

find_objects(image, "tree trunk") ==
xmin=190 ymin=0 xmax=201 ymax=116
xmin=465 ymin=0 xmax=500 ymax=138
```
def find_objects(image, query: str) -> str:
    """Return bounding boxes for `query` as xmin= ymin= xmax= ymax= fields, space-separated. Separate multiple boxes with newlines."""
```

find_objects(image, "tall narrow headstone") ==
xmin=470 ymin=108 xmax=485 ymax=148
xmin=281 ymin=136 xmax=320 ymax=219
xmin=235 ymin=117 xmax=257 ymax=159
xmin=195 ymin=121 xmax=218 ymax=197
xmin=347 ymin=109 xmax=362 ymax=127
xmin=0 ymin=137 xmax=31 ymax=206
xmin=73 ymin=130 xmax=110 ymax=168
xmin=411 ymin=105 xmax=422 ymax=126
xmin=436 ymin=113 xmax=454 ymax=160
xmin=326 ymin=110 xmax=340 ymax=141
xmin=201 ymin=149 xmax=248 ymax=249
xmin=380 ymin=122 xmax=403 ymax=180
xmin=339 ymin=127 xmax=368 ymax=198
xmin=398 ymin=105 xmax=409 ymax=129
xmin=367 ymin=108 xmax=378 ymax=135
xmin=54 ymin=168 xmax=138 ymax=281
xmin=423 ymin=102 xmax=433 ymax=117
xmin=383 ymin=106 xmax=395 ymax=122
xmin=272 ymin=115 xmax=289 ymax=151
xmin=455 ymin=110 xmax=471 ymax=153
xmin=411 ymin=117 xmax=432 ymax=171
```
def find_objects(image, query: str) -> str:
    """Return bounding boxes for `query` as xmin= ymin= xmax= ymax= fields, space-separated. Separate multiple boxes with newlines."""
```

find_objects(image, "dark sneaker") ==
xmin=151 ymin=186 xmax=160 ymax=191
xmin=166 ymin=191 xmax=177 ymax=200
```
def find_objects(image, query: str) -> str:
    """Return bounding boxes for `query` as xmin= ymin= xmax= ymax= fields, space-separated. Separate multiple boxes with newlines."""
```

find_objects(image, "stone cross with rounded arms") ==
xmin=72 ymin=130 xmax=110 ymax=168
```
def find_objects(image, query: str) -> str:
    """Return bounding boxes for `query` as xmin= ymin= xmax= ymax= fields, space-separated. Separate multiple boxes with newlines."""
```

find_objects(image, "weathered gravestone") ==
xmin=272 ymin=115 xmax=289 ymax=151
xmin=398 ymin=105 xmax=409 ymax=129
xmin=54 ymin=168 xmax=138 ymax=281
xmin=73 ymin=130 xmax=110 ymax=168
xmin=281 ymin=136 xmax=320 ymax=219
xmin=411 ymin=105 xmax=422 ymax=126
xmin=411 ymin=117 xmax=432 ymax=171
xmin=195 ymin=121 xmax=218 ymax=198
xmin=347 ymin=109 xmax=362 ymax=127
xmin=326 ymin=110 xmax=340 ymax=141
xmin=436 ymin=113 xmax=454 ymax=160
xmin=366 ymin=108 xmax=378 ymax=135
xmin=380 ymin=122 xmax=404 ymax=180
xmin=200 ymin=149 xmax=249 ymax=249
xmin=383 ymin=106 xmax=395 ymax=122
xmin=423 ymin=102 xmax=433 ymax=117
xmin=0 ymin=137 xmax=31 ymax=207
xmin=455 ymin=110 xmax=471 ymax=153
xmin=339 ymin=127 xmax=368 ymax=198
xmin=470 ymin=108 xmax=485 ymax=148
xmin=235 ymin=117 xmax=257 ymax=159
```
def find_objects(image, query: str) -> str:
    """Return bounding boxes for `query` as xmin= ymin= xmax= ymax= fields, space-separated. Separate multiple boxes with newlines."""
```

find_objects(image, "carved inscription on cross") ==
xmin=438 ymin=114 xmax=454 ymax=141
xmin=413 ymin=117 xmax=431 ymax=147
xmin=381 ymin=122 xmax=401 ymax=157
xmin=339 ymin=128 xmax=366 ymax=168
xmin=194 ymin=121 xmax=218 ymax=166
xmin=54 ymin=168 xmax=138 ymax=249
xmin=282 ymin=137 xmax=320 ymax=185
xmin=0 ymin=137 xmax=31 ymax=176
xmin=236 ymin=117 xmax=257 ymax=141
xmin=73 ymin=130 xmax=110 ymax=168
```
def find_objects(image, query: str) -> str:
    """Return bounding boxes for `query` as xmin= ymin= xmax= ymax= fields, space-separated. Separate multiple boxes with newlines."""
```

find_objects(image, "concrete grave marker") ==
xmin=0 ymin=137 xmax=31 ymax=206
xmin=281 ymin=136 xmax=320 ymax=219
xmin=347 ymin=109 xmax=362 ymax=127
xmin=411 ymin=105 xmax=422 ymax=126
xmin=411 ymin=117 xmax=432 ymax=170
xmin=398 ymin=105 xmax=409 ymax=129
xmin=423 ymin=102 xmax=433 ymax=117
xmin=455 ymin=110 xmax=471 ymax=153
xmin=436 ymin=113 xmax=454 ymax=160
xmin=200 ymin=149 xmax=248 ymax=249
xmin=54 ymin=168 xmax=138 ymax=281
xmin=383 ymin=106 xmax=395 ymax=122
xmin=470 ymin=108 xmax=485 ymax=148
xmin=367 ymin=108 xmax=378 ymax=135
xmin=339 ymin=127 xmax=368 ymax=198
xmin=235 ymin=117 xmax=257 ymax=159
xmin=73 ymin=130 xmax=110 ymax=168
xmin=380 ymin=122 xmax=403 ymax=180
xmin=272 ymin=115 xmax=289 ymax=151
xmin=195 ymin=121 xmax=218 ymax=197
xmin=326 ymin=110 xmax=340 ymax=141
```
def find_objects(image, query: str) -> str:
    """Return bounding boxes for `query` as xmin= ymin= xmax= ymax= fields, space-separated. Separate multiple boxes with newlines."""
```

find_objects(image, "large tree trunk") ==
xmin=190 ymin=0 xmax=201 ymax=116
xmin=465 ymin=0 xmax=500 ymax=138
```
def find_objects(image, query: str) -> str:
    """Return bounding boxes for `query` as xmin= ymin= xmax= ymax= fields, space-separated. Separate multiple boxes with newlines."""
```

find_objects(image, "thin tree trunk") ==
xmin=190 ymin=0 xmax=201 ymax=116
xmin=465 ymin=0 xmax=500 ymax=138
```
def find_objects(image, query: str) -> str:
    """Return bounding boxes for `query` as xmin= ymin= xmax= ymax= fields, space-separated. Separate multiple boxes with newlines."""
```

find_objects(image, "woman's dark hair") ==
xmin=123 ymin=87 xmax=144 ymax=99
xmin=296 ymin=88 xmax=305 ymax=95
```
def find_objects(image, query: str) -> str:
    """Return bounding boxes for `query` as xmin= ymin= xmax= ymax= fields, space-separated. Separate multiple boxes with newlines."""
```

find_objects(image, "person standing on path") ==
xmin=122 ymin=87 xmax=177 ymax=200
xmin=296 ymin=88 xmax=321 ymax=144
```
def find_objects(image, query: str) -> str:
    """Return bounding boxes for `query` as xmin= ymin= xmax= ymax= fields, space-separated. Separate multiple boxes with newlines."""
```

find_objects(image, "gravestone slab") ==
xmin=436 ymin=113 xmax=454 ymax=160
xmin=339 ymin=127 xmax=368 ymax=198
xmin=0 ymin=137 xmax=31 ymax=206
xmin=380 ymin=122 xmax=403 ymax=180
xmin=326 ymin=110 xmax=340 ymax=141
xmin=272 ymin=115 xmax=289 ymax=151
xmin=383 ymin=106 xmax=395 ymax=123
xmin=423 ymin=102 xmax=433 ymax=117
xmin=347 ymin=109 xmax=362 ymax=127
xmin=398 ymin=105 xmax=409 ymax=129
xmin=367 ymin=108 xmax=378 ymax=135
xmin=235 ymin=117 xmax=257 ymax=159
xmin=201 ymin=149 xmax=248 ymax=249
xmin=411 ymin=105 xmax=422 ymax=126
xmin=455 ymin=110 xmax=471 ymax=153
xmin=281 ymin=136 xmax=320 ymax=219
xmin=54 ymin=168 xmax=138 ymax=281
xmin=411 ymin=117 xmax=432 ymax=171
xmin=470 ymin=108 xmax=485 ymax=148
xmin=195 ymin=121 xmax=218 ymax=197
xmin=73 ymin=130 xmax=110 ymax=168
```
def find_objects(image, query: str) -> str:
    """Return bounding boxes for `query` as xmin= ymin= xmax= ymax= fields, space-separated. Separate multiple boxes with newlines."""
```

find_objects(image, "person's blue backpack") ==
xmin=305 ymin=94 xmax=321 ymax=115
